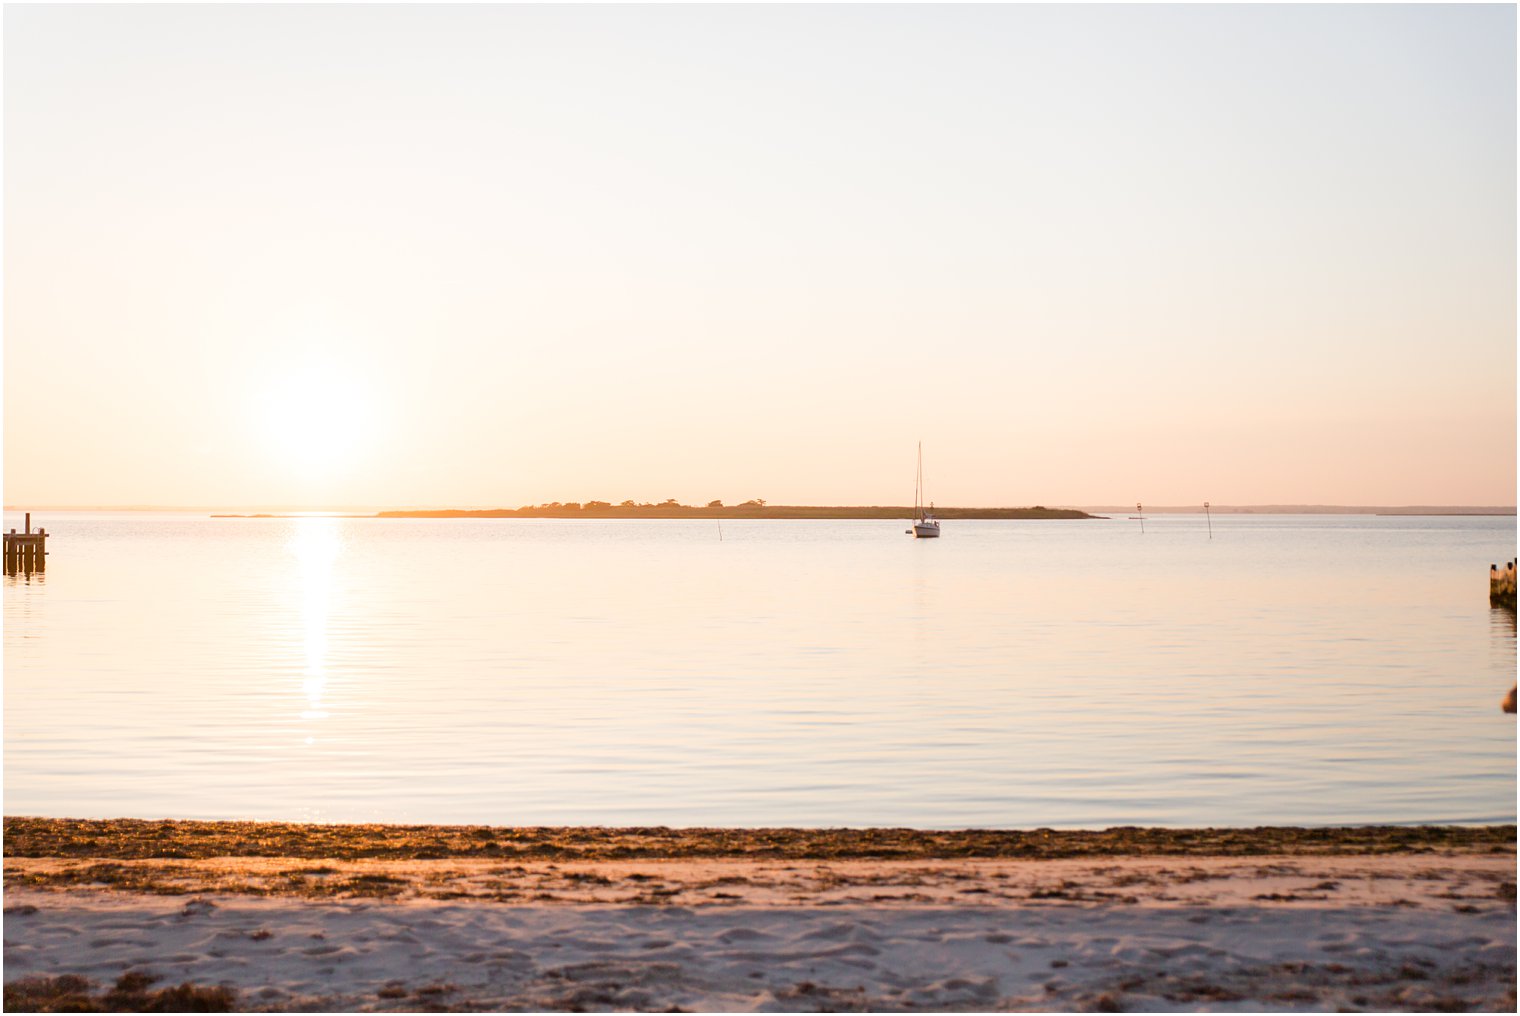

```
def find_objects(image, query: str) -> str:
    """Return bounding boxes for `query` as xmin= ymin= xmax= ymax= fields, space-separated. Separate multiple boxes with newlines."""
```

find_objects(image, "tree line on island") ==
xmin=376 ymin=501 xmax=1095 ymax=520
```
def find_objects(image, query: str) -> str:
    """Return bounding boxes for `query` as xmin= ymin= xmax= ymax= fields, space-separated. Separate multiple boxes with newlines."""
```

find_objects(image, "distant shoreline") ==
xmin=202 ymin=505 xmax=1100 ymax=520
xmin=192 ymin=503 xmax=1520 ymax=520
xmin=370 ymin=504 xmax=1098 ymax=520
xmin=1082 ymin=505 xmax=1518 ymax=516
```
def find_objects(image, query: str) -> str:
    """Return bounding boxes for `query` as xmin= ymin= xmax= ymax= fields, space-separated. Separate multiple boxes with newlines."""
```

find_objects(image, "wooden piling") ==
xmin=4 ymin=519 xmax=47 ymax=576
xmin=1489 ymin=561 xmax=1516 ymax=609
xmin=1491 ymin=560 xmax=1517 ymax=713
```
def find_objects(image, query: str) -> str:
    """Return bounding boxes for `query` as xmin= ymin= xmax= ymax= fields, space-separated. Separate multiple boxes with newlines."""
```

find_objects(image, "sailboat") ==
xmin=910 ymin=442 xmax=941 ymax=538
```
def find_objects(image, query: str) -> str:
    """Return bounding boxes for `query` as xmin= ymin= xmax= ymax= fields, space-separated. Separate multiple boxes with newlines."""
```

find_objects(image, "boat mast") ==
xmin=916 ymin=442 xmax=924 ymax=522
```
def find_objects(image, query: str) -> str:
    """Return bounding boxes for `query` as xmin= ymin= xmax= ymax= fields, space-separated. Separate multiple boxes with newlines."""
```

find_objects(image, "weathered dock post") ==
xmin=1489 ymin=560 xmax=1516 ymax=609
xmin=4 ymin=513 xmax=48 ymax=576
xmin=1492 ymin=560 xmax=1517 ymax=713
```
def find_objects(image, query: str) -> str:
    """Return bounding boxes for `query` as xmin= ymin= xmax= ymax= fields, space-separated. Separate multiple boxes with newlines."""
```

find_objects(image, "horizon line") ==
xmin=5 ymin=503 xmax=1517 ymax=515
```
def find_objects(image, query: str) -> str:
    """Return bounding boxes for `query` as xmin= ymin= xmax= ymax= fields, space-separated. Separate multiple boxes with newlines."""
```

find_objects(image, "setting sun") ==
xmin=257 ymin=365 xmax=372 ymax=474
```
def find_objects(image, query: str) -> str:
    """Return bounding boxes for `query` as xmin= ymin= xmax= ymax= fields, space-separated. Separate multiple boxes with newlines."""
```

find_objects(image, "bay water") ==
xmin=4 ymin=512 xmax=1514 ymax=827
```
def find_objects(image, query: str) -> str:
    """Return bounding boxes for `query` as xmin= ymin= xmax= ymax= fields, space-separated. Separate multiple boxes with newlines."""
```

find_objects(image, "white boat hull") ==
xmin=913 ymin=521 xmax=940 ymax=538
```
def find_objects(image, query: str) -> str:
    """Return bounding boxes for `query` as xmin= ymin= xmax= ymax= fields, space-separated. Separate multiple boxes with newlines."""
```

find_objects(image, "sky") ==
xmin=4 ymin=4 xmax=1515 ymax=509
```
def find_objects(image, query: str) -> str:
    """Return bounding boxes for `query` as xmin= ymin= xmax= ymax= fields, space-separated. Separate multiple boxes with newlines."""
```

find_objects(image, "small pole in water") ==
xmin=717 ymin=518 xmax=723 ymax=542
xmin=1137 ymin=503 xmax=1145 ymax=534
xmin=1204 ymin=501 xmax=1212 ymax=539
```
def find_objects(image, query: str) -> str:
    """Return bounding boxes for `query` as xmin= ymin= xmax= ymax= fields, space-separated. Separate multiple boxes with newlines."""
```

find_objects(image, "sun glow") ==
xmin=258 ymin=365 xmax=373 ymax=473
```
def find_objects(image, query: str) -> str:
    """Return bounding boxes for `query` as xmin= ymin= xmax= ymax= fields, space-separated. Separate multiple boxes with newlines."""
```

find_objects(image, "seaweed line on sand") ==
xmin=5 ymin=818 xmax=1514 ymax=863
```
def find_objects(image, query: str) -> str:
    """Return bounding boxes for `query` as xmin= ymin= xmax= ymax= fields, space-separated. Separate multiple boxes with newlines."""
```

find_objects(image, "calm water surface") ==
xmin=4 ymin=512 xmax=1515 ymax=827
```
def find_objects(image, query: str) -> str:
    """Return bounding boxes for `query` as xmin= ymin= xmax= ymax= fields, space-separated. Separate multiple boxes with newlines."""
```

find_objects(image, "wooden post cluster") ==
xmin=4 ymin=513 xmax=47 ymax=576
xmin=1489 ymin=561 xmax=1516 ymax=609
xmin=1497 ymin=561 xmax=1518 ymax=714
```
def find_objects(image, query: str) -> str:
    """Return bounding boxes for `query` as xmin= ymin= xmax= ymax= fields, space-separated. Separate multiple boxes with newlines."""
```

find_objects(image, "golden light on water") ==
xmin=290 ymin=517 xmax=342 ymax=723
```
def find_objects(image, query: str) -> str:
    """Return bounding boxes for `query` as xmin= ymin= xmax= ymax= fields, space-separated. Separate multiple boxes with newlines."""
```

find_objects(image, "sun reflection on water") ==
xmin=289 ymin=518 xmax=342 ymax=723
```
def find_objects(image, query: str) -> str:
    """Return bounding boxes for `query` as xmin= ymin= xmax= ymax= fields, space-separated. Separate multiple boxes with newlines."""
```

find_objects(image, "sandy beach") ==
xmin=3 ymin=821 xmax=1515 ymax=1012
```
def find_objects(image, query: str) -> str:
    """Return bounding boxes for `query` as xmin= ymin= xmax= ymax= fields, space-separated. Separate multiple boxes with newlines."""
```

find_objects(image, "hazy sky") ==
xmin=5 ymin=4 xmax=1515 ymax=509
